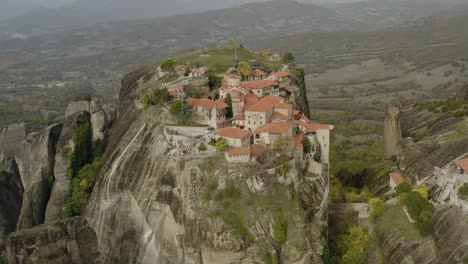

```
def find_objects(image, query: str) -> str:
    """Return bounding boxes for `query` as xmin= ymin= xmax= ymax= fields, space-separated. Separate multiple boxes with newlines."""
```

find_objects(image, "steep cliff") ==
xmin=77 ymin=65 xmax=326 ymax=263
xmin=5 ymin=217 xmax=100 ymax=264
xmin=376 ymin=205 xmax=468 ymax=264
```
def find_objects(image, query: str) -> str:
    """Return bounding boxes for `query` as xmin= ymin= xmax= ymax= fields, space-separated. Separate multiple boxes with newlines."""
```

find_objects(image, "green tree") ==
xmin=207 ymin=73 xmax=222 ymax=91
xmin=169 ymin=100 xmax=182 ymax=117
xmin=283 ymin=53 xmax=295 ymax=64
xmin=198 ymin=143 xmax=207 ymax=152
xmin=302 ymin=136 xmax=312 ymax=154
xmin=215 ymin=137 xmax=229 ymax=152
xmin=160 ymin=59 xmax=176 ymax=71
xmin=395 ymin=182 xmax=412 ymax=196
xmin=273 ymin=214 xmax=288 ymax=245
xmin=369 ymin=198 xmax=386 ymax=222
xmin=170 ymin=101 xmax=193 ymax=125
xmin=237 ymin=61 xmax=252 ymax=80
xmin=143 ymin=88 xmax=170 ymax=108
xmin=69 ymin=121 xmax=93 ymax=179
xmin=225 ymin=93 xmax=233 ymax=118
xmin=459 ymin=185 xmax=468 ymax=200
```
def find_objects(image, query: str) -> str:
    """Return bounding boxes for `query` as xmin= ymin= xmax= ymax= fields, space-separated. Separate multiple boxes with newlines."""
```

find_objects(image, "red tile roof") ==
xmin=455 ymin=158 xmax=468 ymax=172
xmin=254 ymin=122 xmax=293 ymax=134
xmin=390 ymin=172 xmax=409 ymax=186
xmin=250 ymin=144 xmax=271 ymax=158
xmin=275 ymin=103 xmax=293 ymax=110
xmin=251 ymin=69 xmax=267 ymax=77
xmin=226 ymin=147 xmax=251 ymax=156
xmin=245 ymin=93 xmax=260 ymax=110
xmin=297 ymin=121 xmax=330 ymax=133
xmin=224 ymin=73 xmax=241 ymax=79
xmin=216 ymin=128 xmax=250 ymax=139
xmin=233 ymin=113 xmax=245 ymax=121
xmin=274 ymin=71 xmax=290 ymax=78
xmin=242 ymin=80 xmax=278 ymax=90
xmin=175 ymin=65 xmax=188 ymax=71
xmin=246 ymin=96 xmax=280 ymax=113
xmin=270 ymin=112 xmax=291 ymax=121
xmin=187 ymin=98 xmax=228 ymax=110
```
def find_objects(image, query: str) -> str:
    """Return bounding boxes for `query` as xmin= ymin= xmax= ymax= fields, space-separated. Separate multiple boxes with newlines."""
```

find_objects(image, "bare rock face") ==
xmin=45 ymin=113 xmax=90 ymax=224
xmin=0 ymin=153 xmax=23 ymax=234
xmin=64 ymin=99 xmax=109 ymax=142
xmin=0 ymin=123 xmax=27 ymax=157
xmin=450 ymin=84 xmax=468 ymax=102
xmin=383 ymin=102 xmax=401 ymax=159
xmin=5 ymin=217 xmax=100 ymax=264
xmin=432 ymin=205 xmax=468 ymax=263
xmin=14 ymin=123 xmax=63 ymax=230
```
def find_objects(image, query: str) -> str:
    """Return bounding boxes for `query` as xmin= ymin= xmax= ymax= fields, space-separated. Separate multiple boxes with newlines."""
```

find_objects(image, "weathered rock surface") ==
xmin=377 ymin=205 xmax=468 ymax=264
xmin=0 ymin=153 xmax=23 ymax=234
xmin=450 ymin=84 xmax=468 ymax=102
xmin=45 ymin=112 xmax=90 ymax=224
xmin=80 ymin=66 xmax=324 ymax=263
xmin=0 ymin=123 xmax=27 ymax=157
xmin=64 ymin=99 xmax=109 ymax=142
xmin=5 ymin=217 xmax=100 ymax=264
xmin=15 ymin=123 xmax=63 ymax=230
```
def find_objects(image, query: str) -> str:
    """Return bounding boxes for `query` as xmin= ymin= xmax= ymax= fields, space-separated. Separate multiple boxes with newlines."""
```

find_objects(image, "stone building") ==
xmin=187 ymin=98 xmax=228 ymax=129
xmin=215 ymin=127 xmax=251 ymax=148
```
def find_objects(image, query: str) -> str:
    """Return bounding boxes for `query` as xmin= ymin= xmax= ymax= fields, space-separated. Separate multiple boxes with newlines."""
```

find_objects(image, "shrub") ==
xmin=458 ymin=185 xmax=468 ymax=200
xmin=302 ymin=136 xmax=312 ymax=154
xmin=399 ymin=191 xmax=434 ymax=236
xmin=143 ymin=88 xmax=170 ymax=109
xmin=313 ymin=151 xmax=321 ymax=162
xmin=215 ymin=137 xmax=229 ymax=152
xmin=68 ymin=121 xmax=93 ymax=179
xmin=273 ymin=214 xmax=288 ymax=245
xmin=369 ymin=198 xmax=386 ymax=222
xmin=198 ymin=143 xmax=207 ymax=152
xmin=395 ymin=182 xmax=412 ymax=196
xmin=160 ymin=59 xmax=176 ymax=72
xmin=283 ymin=52 xmax=295 ymax=64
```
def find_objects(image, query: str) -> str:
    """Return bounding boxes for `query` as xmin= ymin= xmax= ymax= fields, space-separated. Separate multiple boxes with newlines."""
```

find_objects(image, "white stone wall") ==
xmin=245 ymin=111 xmax=271 ymax=131
xmin=316 ymin=129 xmax=331 ymax=164
xmin=225 ymin=153 xmax=250 ymax=163
xmin=215 ymin=135 xmax=249 ymax=148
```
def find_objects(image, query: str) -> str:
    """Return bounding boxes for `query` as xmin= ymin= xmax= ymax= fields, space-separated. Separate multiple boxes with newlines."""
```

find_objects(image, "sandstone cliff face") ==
xmin=0 ymin=153 xmax=23 ymax=233
xmin=377 ymin=205 xmax=468 ymax=264
xmin=78 ymin=66 xmax=326 ymax=263
xmin=15 ymin=124 xmax=63 ymax=230
xmin=5 ymin=217 xmax=100 ymax=264
xmin=44 ymin=112 xmax=91 ymax=224
xmin=383 ymin=102 xmax=401 ymax=159
xmin=383 ymin=100 xmax=468 ymax=181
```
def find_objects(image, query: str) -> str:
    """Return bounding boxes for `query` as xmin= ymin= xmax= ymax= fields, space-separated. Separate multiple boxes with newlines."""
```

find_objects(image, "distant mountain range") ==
xmin=2 ymin=0 xmax=468 ymax=36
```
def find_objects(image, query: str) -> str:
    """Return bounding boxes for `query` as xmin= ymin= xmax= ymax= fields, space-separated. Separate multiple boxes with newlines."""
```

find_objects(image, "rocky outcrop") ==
xmin=0 ymin=153 xmax=23 ymax=234
xmin=64 ymin=99 xmax=109 ymax=142
xmin=290 ymin=67 xmax=311 ymax=119
xmin=383 ymin=102 xmax=401 ymax=159
xmin=450 ymin=84 xmax=468 ymax=102
xmin=14 ymin=124 xmax=63 ymax=230
xmin=5 ymin=217 xmax=100 ymax=264
xmin=44 ymin=112 xmax=91 ymax=224
xmin=377 ymin=205 xmax=468 ymax=264
xmin=432 ymin=205 xmax=468 ymax=263
xmin=0 ymin=123 xmax=27 ymax=157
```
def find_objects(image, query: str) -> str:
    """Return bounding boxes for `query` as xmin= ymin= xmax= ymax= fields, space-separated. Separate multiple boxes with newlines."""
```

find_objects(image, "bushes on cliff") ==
xmin=369 ymin=198 xmax=386 ymax=222
xmin=169 ymin=100 xmax=192 ymax=125
xmin=458 ymin=185 xmax=468 ymax=200
xmin=63 ymin=121 xmax=105 ymax=219
xmin=330 ymin=225 xmax=369 ymax=264
xmin=68 ymin=121 xmax=93 ymax=179
xmin=399 ymin=189 xmax=434 ymax=236
xmin=143 ymin=88 xmax=170 ymax=109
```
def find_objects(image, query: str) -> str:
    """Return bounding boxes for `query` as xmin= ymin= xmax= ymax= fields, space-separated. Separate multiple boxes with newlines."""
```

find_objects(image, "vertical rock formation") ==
xmin=44 ymin=112 xmax=91 ymax=223
xmin=5 ymin=217 xmax=100 ymax=264
xmin=64 ymin=99 xmax=109 ymax=142
xmin=14 ymin=124 xmax=63 ymax=230
xmin=383 ymin=102 xmax=401 ymax=159
xmin=0 ymin=153 xmax=23 ymax=234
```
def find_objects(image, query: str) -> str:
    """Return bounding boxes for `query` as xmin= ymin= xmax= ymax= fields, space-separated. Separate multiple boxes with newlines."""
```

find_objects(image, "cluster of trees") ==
xmin=396 ymin=183 xmax=434 ymax=236
xmin=330 ymin=225 xmax=369 ymax=264
xmin=142 ymin=88 xmax=171 ymax=109
xmin=63 ymin=121 xmax=105 ymax=218
xmin=208 ymin=137 xmax=229 ymax=152
xmin=369 ymin=198 xmax=387 ymax=222
xmin=160 ymin=59 xmax=177 ymax=72
xmin=169 ymin=100 xmax=192 ymax=125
